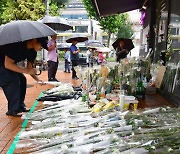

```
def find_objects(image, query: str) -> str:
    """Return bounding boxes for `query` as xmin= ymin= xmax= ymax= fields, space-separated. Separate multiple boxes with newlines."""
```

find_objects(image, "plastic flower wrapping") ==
xmin=15 ymin=93 xmax=180 ymax=154
xmin=12 ymin=59 xmax=179 ymax=153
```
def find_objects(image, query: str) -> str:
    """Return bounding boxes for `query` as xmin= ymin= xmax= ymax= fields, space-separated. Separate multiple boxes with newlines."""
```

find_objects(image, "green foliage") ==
xmin=99 ymin=15 xmax=121 ymax=34
xmin=0 ymin=0 xmax=46 ymax=24
xmin=106 ymin=57 xmax=116 ymax=62
xmin=49 ymin=0 xmax=67 ymax=16
xmin=0 ymin=0 xmax=7 ymax=24
xmin=82 ymin=0 xmax=98 ymax=20
xmin=82 ymin=0 xmax=134 ymax=46
xmin=58 ymin=50 xmax=64 ymax=60
xmin=116 ymin=14 xmax=134 ymax=39
xmin=49 ymin=3 xmax=59 ymax=16
xmin=0 ymin=0 xmax=68 ymax=24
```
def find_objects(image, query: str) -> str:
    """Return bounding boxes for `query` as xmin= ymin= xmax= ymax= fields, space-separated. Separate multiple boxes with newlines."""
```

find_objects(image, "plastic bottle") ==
xmin=119 ymin=94 xmax=125 ymax=111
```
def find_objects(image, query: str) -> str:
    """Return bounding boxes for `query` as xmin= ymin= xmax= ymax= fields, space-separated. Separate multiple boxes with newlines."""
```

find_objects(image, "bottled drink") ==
xmin=135 ymin=78 xmax=145 ymax=99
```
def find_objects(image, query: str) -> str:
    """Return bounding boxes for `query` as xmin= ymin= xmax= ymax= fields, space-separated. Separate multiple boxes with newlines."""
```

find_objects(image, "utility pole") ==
xmin=45 ymin=0 xmax=49 ymax=15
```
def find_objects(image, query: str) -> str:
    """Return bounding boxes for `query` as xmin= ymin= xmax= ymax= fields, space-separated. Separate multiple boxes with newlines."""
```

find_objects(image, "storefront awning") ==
xmin=91 ymin=0 xmax=145 ymax=17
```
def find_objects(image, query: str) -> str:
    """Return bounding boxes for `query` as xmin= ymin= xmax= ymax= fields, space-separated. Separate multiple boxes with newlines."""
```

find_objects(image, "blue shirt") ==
xmin=70 ymin=44 xmax=79 ymax=61
xmin=64 ymin=51 xmax=70 ymax=62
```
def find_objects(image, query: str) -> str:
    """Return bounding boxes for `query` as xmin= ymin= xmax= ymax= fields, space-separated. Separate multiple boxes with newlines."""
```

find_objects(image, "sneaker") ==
xmin=6 ymin=111 xmax=22 ymax=117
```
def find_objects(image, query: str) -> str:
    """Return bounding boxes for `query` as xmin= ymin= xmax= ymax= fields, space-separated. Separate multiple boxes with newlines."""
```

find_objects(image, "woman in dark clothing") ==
xmin=0 ymin=38 xmax=47 ymax=117
xmin=116 ymin=40 xmax=129 ymax=62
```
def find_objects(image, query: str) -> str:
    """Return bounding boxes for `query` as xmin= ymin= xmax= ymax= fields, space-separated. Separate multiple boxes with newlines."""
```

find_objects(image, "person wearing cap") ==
xmin=70 ymin=39 xmax=80 ymax=79
xmin=47 ymin=35 xmax=59 ymax=82
xmin=0 ymin=37 xmax=47 ymax=117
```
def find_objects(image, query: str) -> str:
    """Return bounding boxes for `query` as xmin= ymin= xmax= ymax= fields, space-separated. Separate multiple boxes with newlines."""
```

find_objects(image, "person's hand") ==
xmin=122 ymin=49 xmax=126 ymax=53
xmin=54 ymin=43 xmax=57 ymax=48
xmin=27 ymin=68 xmax=37 ymax=75
xmin=37 ymin=79 xmax=46 ymax=85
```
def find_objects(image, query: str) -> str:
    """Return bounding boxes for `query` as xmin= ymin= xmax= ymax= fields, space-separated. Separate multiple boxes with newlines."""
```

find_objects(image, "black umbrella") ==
xmin=66 ymin=34 xmax=88 ymax=43
xmin=85 ymin=40 xmax=104 ymax=48
xmin=41 ymin=15 xmax=72 ymax=31
xmin=0 ymin=20 xmax=57 ymax=46
xmin=112 ymin=38 xmax=134 ymax=51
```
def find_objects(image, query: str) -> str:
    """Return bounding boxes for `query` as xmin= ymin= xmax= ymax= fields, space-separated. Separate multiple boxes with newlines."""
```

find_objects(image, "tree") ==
xmin=82 ymin=0 xmax=98 ymax=20
xmin=99 ymin=15 xmax=123 ymax=47
xmin=116 ymin=14 xmax=134 ymax=39
xmin=82 ymin=0 xmax=134 ymax=47
xmin=0 ymin=0 xmax=46 ymax=24
xmin=47 ymin=0 xmax=68 ymax=16
xmin=0 ymin=0 xmax=68 ymax=24
xmin=0 ymin=0 xmax=8 ymax=24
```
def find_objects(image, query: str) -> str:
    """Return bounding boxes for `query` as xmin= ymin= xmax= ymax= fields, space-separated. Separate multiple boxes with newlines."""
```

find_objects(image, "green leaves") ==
xmin=0 ymin=0 xmax=67 ymax=24
xmin=0 ymin=0 xmax=46 ymax=24
xmin=48 ymin=0 xmax=67 ymax=16
xmin=82 ymin=0 xmax=134 ymax=46
xmin=82 ymin=0 xmax=98 ymax=20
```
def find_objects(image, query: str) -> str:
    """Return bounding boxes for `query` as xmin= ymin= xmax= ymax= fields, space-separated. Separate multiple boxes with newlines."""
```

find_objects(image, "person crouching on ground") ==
xmin=0 ymin=38 xmax=47 ymax=117
xmin=47 ymin=35 xmax=59 ymax=82
xmin=63 ymin=48 xmax=71 ymax=73
xmin=70 ymin=39 xmax=80 ymax=80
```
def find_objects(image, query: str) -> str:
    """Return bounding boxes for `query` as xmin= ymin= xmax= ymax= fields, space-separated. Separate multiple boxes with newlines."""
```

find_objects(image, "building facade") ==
xmin=140 ymin=0 xmax=180 ymax=106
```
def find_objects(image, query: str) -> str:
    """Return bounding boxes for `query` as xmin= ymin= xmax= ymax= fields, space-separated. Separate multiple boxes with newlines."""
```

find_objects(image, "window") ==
xmin=66 ymin=3 xmax=84 ymax=8
xmin=61 ymin=14 xmax=89 ymax=20
xmin=75 ymin=26 xmax=88 ymax=33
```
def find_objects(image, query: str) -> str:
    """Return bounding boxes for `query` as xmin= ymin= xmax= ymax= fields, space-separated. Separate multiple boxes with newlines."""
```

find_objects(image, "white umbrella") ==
xmin=96 ymin=47 xmax=111 ymax=53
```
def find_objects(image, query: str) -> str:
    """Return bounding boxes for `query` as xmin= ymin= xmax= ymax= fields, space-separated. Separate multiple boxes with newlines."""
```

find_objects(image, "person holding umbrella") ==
xmin=66 ymin=34 xmax=88 ymax=79
xmin=0 ymin=38 xmax=48 ymax=117
xmin=69 ymin=39 xmax=80 ymax=79
xmin=116 ymin=40 xmax=129 ymax=62
xmin=0 ymin=20 xmax=57 ymax=117
xmin=112 ymin=38 xmax=134 ymax=62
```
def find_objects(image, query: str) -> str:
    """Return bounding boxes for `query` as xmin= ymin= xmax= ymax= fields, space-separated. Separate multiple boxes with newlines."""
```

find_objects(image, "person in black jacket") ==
xmin=0 ymin=37 xmax=47 ymax=117
xmin=116 ymin=40 xmax=129 ymax=62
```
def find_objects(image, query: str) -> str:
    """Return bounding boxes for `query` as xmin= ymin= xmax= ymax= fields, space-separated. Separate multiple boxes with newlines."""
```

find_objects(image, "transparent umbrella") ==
xmin=96 ymin=47 xmax=111 ymax=53
xmin=85 ymin=40 xmax=104 ymax=48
